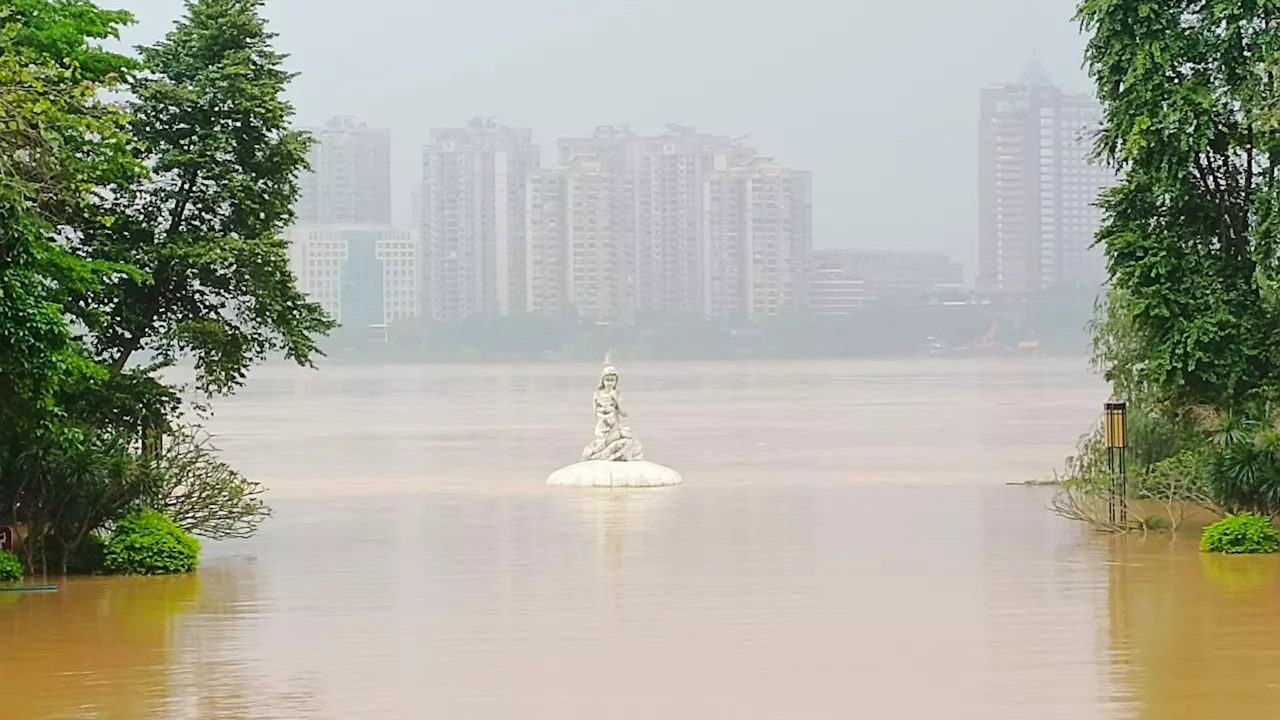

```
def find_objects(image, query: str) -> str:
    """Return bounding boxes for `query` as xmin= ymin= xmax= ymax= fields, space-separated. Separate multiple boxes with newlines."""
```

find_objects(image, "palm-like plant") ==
xmin=1197 ymin=405 xmax=1280 ymax=516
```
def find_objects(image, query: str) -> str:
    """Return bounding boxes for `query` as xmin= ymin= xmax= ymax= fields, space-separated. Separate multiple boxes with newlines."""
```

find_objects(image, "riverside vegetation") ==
xmin=1051 ymin=0 xmax=1280 ymax=552
xmin=0 ymin=0 xmax=332 ymax=575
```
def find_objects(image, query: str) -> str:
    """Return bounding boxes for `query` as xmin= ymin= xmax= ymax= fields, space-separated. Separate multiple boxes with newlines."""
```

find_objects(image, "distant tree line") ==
xmin=318 ymin=287 xmax=1099 ymax=363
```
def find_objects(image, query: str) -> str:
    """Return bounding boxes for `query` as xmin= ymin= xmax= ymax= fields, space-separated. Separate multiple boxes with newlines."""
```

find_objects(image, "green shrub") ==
xmin=0 ymin=551 xmax=23 ymax=582
xmin=103 ymin=509 xmax=200 ymax=575
xmin=1200 ymin=514 xmax=1280 ymax=554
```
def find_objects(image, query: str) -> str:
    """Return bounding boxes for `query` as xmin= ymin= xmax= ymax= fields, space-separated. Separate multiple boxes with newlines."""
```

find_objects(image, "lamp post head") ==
xmin=1104 ymin=401 xmax=1128 ymax=449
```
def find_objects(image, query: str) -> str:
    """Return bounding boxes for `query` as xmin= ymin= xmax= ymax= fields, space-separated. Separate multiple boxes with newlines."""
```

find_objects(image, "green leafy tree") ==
xmin=1 ymin=0 xmax=323 ymax=572
xmin=3 ymin=0 xmax=136 ymax=79
xmin=0 ymin=6 xmax=139 ymax=428
xmin=1077 ymin=0 xmax=1280 ymax=408
xmin=80 ymin=0 xmax=333 ymax=395
xmin=0 ymin=5 xmax=165 ymax=573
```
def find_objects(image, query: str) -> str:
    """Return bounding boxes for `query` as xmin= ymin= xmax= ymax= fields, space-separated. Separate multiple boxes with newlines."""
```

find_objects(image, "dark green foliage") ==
xmin=1200 ymin=514 xmax=1280 ymax=554
xmin=3 ymin=431 xmax=166 ymax=574
xmin=1141 ymin=515 xmax=1170 ymax=532
xmin=1077 ymin=0 xmax=1280 ymax=409
xmin=0 ymin=2 xmax=156 ymax=574
xmin=1067 ymin=0 xmax=1280 ymax=519
xmin=1 ymin=0 xmax=325 ymax=573
xmin=102 ymin=508 xmax=199 ymax=575
xmin=64 ymin=531 xmax=105 ymax=575
xmin=0 ymin=551 xmax=23 ymax=582
xmin=83 ymin=0 xmax=333 ymax=394
xmin=1197 ymin=405 xmax=1280 ymax=514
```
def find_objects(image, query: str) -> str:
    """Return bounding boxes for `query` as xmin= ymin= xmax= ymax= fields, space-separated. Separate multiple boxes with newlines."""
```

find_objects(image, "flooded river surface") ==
xmin=5 ymin=359 xmax=1280 ymax=719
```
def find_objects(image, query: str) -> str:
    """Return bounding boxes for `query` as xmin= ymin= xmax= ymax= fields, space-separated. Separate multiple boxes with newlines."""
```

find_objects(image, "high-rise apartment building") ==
xmin=421 ymin=118 xmax=539 ymax=321
xmin=296 ymin=116 xmax=392 ymax=226
xmin=526 ymin=157 xmax=632 ymax=323
xmin=538 ymin=125 xmax=808 ymax=321
xmin=558 ymin=125 xmax=749 ymax=316
xmin=286 ymin=225 xmax=418 ymax=327
xmin=706 ymin=158 xmax=812 ymax=318
xmin=977 ymin=60 xmax=1116 ymax=294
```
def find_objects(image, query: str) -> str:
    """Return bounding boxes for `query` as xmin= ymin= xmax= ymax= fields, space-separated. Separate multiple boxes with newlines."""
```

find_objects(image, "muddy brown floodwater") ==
xmin=4 ymin=359 xmax=1280 ymax=719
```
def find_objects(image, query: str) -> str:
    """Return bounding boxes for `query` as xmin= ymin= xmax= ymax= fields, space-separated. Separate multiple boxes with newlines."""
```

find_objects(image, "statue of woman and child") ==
xmin=580 ymin=360 xmax=644 ymax=462
xmin=546 ymin=353 xmax=681 ymax=487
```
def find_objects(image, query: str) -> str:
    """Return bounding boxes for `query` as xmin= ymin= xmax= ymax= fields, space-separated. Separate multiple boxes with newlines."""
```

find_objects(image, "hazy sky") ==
xmin=114 ymin=0 xmax=1091 ymax=275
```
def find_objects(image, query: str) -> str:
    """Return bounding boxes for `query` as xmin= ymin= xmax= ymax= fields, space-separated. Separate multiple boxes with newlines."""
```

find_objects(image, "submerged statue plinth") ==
xmin=547 ymin=364 xmax=683 ymax=488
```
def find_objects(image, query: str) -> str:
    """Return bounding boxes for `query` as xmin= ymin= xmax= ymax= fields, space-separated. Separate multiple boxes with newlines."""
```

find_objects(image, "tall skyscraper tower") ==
xmin=421 ymin=118 xmax=539 ymax=321
xmin=977 ymin=60 xmax=1116 ymax=294
xmin=296 ymin=116 xmax=392 ymax=226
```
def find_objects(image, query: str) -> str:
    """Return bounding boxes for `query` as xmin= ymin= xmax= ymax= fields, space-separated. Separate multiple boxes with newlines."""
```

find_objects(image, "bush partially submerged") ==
xmin=1200 ymin=514 xmax=1280 ymax=554
xmin=103 ymin=509 xmax=200 ymax=575
xmin=0 ymin=551 xmax=23 ymax=582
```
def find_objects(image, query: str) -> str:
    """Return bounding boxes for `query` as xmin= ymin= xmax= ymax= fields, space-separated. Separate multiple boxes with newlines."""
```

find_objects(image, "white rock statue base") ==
xmin=547 ymin=460 xmax=684 ymax=488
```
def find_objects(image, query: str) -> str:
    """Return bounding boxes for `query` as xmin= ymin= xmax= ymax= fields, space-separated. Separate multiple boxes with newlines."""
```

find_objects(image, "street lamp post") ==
xmin=1104 ymin=401 xmax=1128 ymax=525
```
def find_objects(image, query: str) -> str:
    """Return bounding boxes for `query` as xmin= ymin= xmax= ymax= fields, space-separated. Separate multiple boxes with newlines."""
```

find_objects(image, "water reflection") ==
xmin=0 ymin=574 xmax=200 ymax=718
xmin=1108 ymin=536 xmax=1280 ymax=719
xmin=569 ymin=487 xmax=676 ymax=574
xmin=9 ymin=486 xmax=1280 ymax=718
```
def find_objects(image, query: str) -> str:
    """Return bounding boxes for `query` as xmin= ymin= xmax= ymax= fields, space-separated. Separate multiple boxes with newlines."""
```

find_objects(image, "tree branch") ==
xmin=110 ymin=169 xmax=197 ymax=372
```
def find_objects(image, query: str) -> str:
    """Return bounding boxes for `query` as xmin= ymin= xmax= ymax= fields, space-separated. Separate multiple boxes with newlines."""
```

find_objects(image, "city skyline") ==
xmin=286 ymin=60 xmax=1112 ymax=326
xmin=290 ymin=119 xmax=817 ymax=326
xmin=116 ymin=0 xmax=1095 ymax=277
xmin=293 ymin=116 xmax=947 ymax=255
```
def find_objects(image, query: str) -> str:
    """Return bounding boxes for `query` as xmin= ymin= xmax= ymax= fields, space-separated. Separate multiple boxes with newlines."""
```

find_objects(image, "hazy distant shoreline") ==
xmin=244 ymin=353 xmax=1094 ymax=371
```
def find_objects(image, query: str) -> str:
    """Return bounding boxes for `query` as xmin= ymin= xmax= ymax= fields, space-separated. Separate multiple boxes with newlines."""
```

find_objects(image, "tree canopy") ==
xmin=0 ymin=0 xmax=330 ymax=573
xmin=1058 ymin=0 xmax=1280 ymax=520
xmin=1079 ymin=0 xmax=1280 ymax=408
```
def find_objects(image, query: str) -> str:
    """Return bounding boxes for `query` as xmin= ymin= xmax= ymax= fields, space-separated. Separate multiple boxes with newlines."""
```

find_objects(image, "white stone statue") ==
xmin=580 ymin=365 xmax=644 ymax=462
xmin=546 ymin=358 xmax=683 ymax=488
